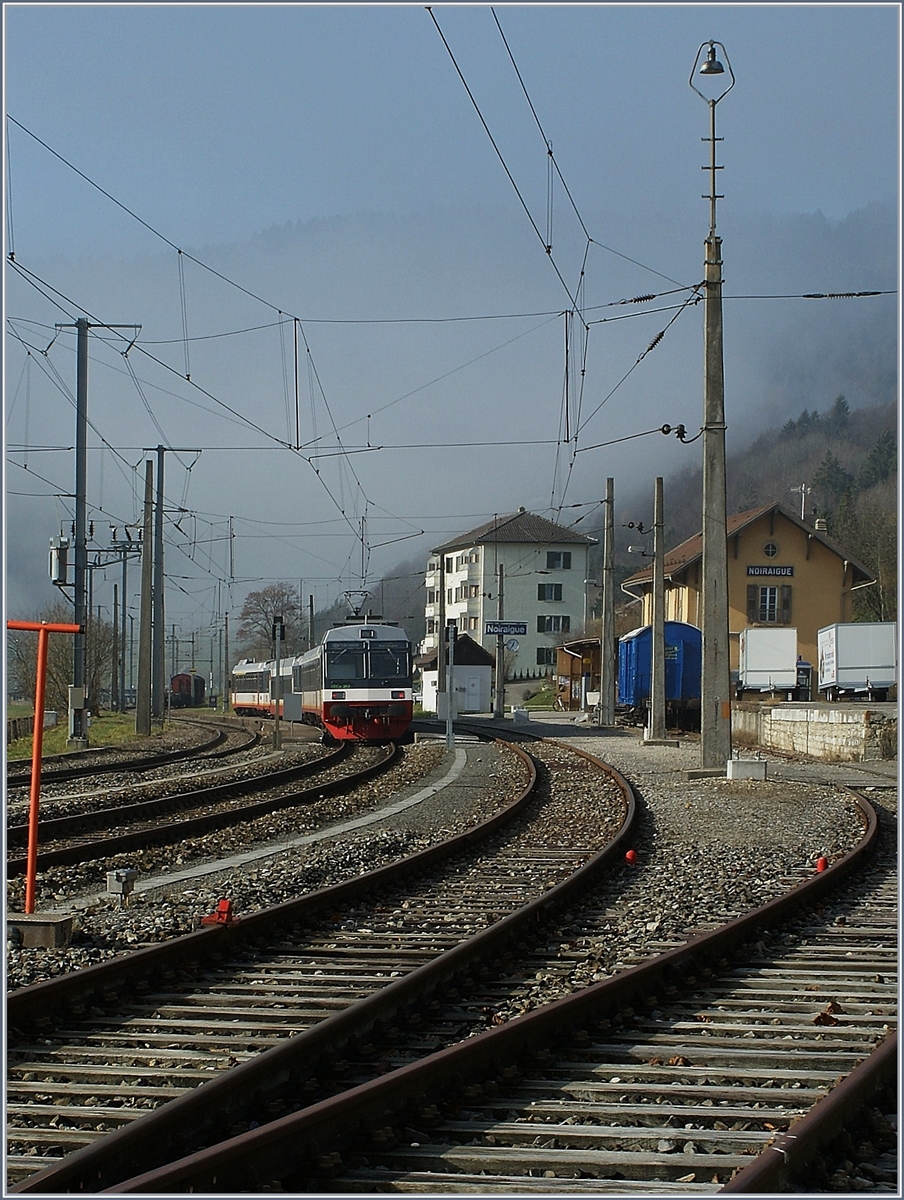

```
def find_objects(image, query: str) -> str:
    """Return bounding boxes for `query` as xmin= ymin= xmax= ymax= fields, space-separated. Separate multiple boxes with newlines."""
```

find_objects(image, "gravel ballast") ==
xmin=6 ymin=724 xmax=886 ymax=994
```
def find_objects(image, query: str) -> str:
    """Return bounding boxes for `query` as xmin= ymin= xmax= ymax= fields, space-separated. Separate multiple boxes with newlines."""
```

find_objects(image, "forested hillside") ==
xmin=368 ymin=398 xmax=896 ymax=642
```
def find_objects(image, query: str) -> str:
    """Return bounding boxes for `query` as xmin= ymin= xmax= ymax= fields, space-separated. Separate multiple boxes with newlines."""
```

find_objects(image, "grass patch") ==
xmin=6 ymin=712 xmax=160 ymax=760
xmin=521 ymin=684 xmax=556 ymax=709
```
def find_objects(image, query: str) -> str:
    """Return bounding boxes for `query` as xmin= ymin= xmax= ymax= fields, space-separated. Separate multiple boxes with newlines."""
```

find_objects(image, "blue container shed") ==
xmin=618 ymin=622 xmax=702 ymax=706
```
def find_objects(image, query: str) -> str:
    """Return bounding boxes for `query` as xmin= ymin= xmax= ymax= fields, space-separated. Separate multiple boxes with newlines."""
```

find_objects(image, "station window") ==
xmin=747 ymin=584 xmax=791 ymax=624
xmin=546 ymin=551 xmax=572 ymax=570
xmin=763 ymin=542 xmax=778 ymax=558
xmin=536 ymin=647 xmax=557 ymax=665
xmin=538 ymin=583 xmax=563 ymax=602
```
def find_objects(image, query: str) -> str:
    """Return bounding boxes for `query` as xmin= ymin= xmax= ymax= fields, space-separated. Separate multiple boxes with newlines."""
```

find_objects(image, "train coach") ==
xmin=231 ymin=624 xmax=414 ymax=742
xmin=170 ymin=672 xmax=206 ymax=708
xmin=230 ymin=659 xmax=274 ymax=717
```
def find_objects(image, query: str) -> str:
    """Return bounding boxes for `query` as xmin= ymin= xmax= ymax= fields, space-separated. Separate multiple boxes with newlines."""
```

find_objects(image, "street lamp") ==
xmin=690 ymin=40 xmax=734 ymax=769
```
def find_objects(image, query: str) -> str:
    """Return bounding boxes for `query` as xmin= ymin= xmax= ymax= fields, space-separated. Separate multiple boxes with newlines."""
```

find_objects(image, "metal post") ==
xmin=272 ymin=617 xmax=283 ymax=750
xmin=136 ymin=460 xmax=154 ymax=736
xmin=493 ymin=563 xmax=505 ymax=719
xmin=599 ymin=477 xmax=616 ymax=725
xmin=112 ymin=584 xmax=119 ymax=712
xmin=445 ymin=621 xmax=456 ymax=748
xmin=152 ymin=445 xmax=165 ymax=719
xmin=224 ymin=612 xmax=230 ymax=712
xmin=120 ymin=546 xmax=128 ymax=710
xmin=691 ymin=43 xmax=735 ymax=769
xmin=647 ymin=477 xmax=667 ymax=740
xmin=8 ymin=621 xmax=81 ymax=912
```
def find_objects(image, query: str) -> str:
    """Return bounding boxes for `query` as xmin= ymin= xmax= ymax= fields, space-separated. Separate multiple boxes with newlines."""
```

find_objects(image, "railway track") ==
xmin=86 ymin=787 xmax=893 ymax=1195
xmin=5 ymin=741 xmax=413 ymax=882
xmin=7 ymin=738 xmax=634 ymax=1192
xmin=5 ymin=717 xmax=252 ymax=788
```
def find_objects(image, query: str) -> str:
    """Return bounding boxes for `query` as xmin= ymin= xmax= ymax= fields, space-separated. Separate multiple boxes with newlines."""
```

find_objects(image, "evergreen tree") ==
xmin=859 ymin=429 xmax=896 ymax=489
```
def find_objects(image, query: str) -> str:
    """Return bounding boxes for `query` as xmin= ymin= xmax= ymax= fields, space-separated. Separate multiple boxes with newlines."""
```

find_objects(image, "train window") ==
xmin=326 ymin=643 xmax=367 ymax=682
xmin=369 ymin=645 xmax=411 ymax=683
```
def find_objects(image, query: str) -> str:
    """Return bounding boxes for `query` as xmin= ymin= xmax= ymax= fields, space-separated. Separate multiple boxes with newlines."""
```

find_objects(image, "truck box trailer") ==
xmin=817 ymin=622 xmax=897 ymax=699
xmin=738 ymin=627 xmax=799 ymax=696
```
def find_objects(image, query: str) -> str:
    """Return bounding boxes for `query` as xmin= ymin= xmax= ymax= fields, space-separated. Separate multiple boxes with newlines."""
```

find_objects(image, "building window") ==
xmin=747 ymin=584 xmax=791 ymax=624
xmin=426 ymin=589 xmax=437 ymax=605
xmin=446 ymin=588 xmax=453 ymax=605
xmin=468 ymin=584 xmax=480 ymax=599
xmin=444 ymin=557 xmax=453 ymax=572
xmin=536 ymin=647 xmax=557 ymax=666
xmin=468 ymin=616 xmax=479 ymax=631
xmin=537 ymin=614 xmax=570 ymax=634
xmin=763 ymin=542 xmax=778 ymax=558
xmin=546 ymin=551 xmax=572 ymax=570
xmin=426 ymin=619 xmax=436 ymax=635
xmin=537 ymin=583 xmax=563 ymax=601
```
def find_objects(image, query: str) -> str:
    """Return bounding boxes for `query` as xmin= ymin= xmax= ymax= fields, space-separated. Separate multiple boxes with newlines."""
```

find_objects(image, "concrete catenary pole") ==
xmin=598 ymin=477 xmax=616 ymax=725
xmin=691 ymin=41 xmax=734 ymax=769
xmin=647 ymin=476 xmax=667 ymax=740
xmin=152 ymin=445 xmax=166 ymax=719
xmin=136 ymin=460 xmax=154 ymax=736
xmin=69 ymin=317 xmax=89 ymax=747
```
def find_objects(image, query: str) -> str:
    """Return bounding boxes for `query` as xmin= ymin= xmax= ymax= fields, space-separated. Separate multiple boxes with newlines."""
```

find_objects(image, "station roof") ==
xmin=432 ymin=508 xmax=595 ymax=555
xmin=621 ymin=502 xmax=875 ymax=593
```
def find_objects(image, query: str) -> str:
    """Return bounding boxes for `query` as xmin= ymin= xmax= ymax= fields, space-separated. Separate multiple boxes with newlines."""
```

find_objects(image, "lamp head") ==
xmin=699 ymin=43 xmax=724 ymax=75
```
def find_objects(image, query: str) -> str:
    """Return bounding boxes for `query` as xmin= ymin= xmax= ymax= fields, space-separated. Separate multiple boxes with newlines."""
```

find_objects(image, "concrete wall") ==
xmin=732 ymin=701 xmax=897 ymax=762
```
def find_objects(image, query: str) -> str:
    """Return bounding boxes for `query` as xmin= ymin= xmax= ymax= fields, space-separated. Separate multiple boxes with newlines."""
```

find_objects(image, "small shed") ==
xmin=415 ymin=633 xmax=495 ymax=714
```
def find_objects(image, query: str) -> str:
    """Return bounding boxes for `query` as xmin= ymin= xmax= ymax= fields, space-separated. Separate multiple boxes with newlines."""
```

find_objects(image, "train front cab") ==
xmin=319 ymin=626 xmax=413 ymax=742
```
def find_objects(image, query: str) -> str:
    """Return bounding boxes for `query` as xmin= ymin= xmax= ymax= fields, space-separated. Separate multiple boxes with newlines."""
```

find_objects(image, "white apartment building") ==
xmin=421 ymin=508 xmax=594 ymax=678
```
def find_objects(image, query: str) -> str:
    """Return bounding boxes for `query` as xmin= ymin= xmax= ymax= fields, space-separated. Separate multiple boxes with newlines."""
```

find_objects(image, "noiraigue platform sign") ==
xmin=485 ymin=621 xmax=528 ymax=637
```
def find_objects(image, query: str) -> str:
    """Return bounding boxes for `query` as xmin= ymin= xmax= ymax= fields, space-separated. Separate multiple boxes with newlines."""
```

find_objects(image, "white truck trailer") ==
xmin=817 ymin=622 xmax=897 ymax=700
xmin=737 ymin=627 xmax=799 ymax=697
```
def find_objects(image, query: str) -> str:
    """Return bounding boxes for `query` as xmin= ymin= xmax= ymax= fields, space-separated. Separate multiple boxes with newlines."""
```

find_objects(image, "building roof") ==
xmin=414 ymin=632 xmax=496 ymax=670
xmin=621 ymin=502 xmax=875 ymax=593
xmin=432 ymin=508 xmax=594 ymax=555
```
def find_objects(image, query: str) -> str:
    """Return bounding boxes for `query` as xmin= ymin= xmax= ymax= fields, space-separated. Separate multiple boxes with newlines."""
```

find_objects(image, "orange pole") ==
xmin=7 ymin=620 xmax=81 ymax=914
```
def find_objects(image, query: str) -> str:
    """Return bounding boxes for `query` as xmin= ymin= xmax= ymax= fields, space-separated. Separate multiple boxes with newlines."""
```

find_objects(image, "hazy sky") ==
xmin=4 ymin=3 xmax=899 ymax=642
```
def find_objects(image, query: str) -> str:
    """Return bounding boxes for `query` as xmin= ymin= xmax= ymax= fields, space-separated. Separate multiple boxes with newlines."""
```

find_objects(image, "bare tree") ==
xmin=7 ymin=601 xmax=114 ymax=715
xmin=236 ymin=583 xmax=305 ymax=660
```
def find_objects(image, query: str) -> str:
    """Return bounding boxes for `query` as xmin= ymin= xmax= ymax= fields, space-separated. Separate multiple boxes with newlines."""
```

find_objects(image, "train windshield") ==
xmin=324 ymin=641 xmax=411 ymax=686
xmin=368 ymin=644 xmax=411 ymax=684
xmin=325 ymin=643 xmax=367 ymax=682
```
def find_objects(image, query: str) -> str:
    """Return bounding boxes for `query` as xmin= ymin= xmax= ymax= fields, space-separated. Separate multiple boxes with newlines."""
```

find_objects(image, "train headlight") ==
xmin=391 ymin=690 xmax=405 ymax=699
